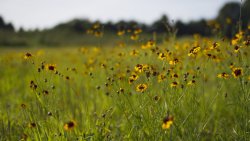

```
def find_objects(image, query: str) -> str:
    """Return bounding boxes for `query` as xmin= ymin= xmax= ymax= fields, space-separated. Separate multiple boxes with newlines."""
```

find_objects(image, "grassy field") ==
xmin=0 ymin=31 xmax=249 ymax=140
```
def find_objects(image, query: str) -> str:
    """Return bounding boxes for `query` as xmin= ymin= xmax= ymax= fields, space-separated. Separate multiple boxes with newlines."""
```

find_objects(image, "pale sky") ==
xmin=0 ymin=0 xmax=240 ymax=30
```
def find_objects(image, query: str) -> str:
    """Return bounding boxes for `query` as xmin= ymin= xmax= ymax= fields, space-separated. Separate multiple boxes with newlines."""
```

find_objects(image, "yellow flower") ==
xmin=217 ymin=72 xmax=230 ymax=79
xmin=231 ymin=37 xmax=238 ymax=46
xmin=130 ymin=49 xmax=139 ymax=56
xmin=129 ymin=73 xmax=139 ymax=84
xmin=131 ymin=34 xmax=139 ymax=40
xmin=80 ymin=47 xmax=88 ymax=54
xmin=64 ymin=120 xmax=77 ymax=131
xmin=158 ymin=73 xmax=166 ymax=82
xmin=28 ymin=122 xmax=36 ymax=128
xmin=142 ymin=64 xmax=150 ymax=72
xmin=86 ymin=29 xmax=94 ymax=34
xmin=235 ymin=31 xmax=243 ymax=39
xmin=117 ymin=30 xmax=125 ymax=36
xmin=158 ymin=53 xmax=167 ymax=60
xmin=232 ymin=67 xmax=243 ymax=78
xmin=24 ymin=53 xmax=32 ymax=59
xmin=118 ymin=41 xmax=126 ymax=47
xmin=188 ymin=46 xmax=201 ymax=56
xmin=45 ymin=64 xmax=56 ymax=71
xmin=187 ymin=80 xmax=196 ymax=85
xmin=147 ymin=40 xmax=155 ymax=46
xmin=162 ymin=115 xmax=174 ymax=129
xmin=129 ymin=78 xmax=135 ymax=84
xmin=171 ymin=73 xmax=179 ymax=79
xmin=170 ymin=81 xmax=178 ymax=87
xmin=232 ymin=31 xmax=244 ymax=45
xmin=229 ymin=63 xmax=234 ymax=69
xmin=142 ymin=40 xmax=155 ymax=49
xmin=130 ymin=74 xmax=139 ymax=80
xmin=127 ymin=29 xmax=132 ymax=33
xmin=21 ymin=103 xmax=27 ymax=109
xmin=169 ymin=58 xmax=179 ymax=65
xmin=209 ymin=42 xmax=220 ymax=50
xmin=234 ymin=45 xmax=240 ymax=53
xmin=141 ymin=44 xmax=147 ymax=49
xmin=134 ymin=28 xmax=142 ymax=34
xmin=243 ymin=39 xmax=250 ymax=46
xmin=94 ymin=31 xmax=103 ymax=37
xmin=93 ymin=23 xmax=100 ymax=29
xmin=135 ymin=64 xmax=143 ymax=73
xmin=136 ymin=84 xmax=148 ymax=92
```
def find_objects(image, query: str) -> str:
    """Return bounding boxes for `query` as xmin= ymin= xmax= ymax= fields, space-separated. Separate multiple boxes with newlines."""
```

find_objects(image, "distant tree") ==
xmin=5 ymin=23 xmax=14 ymax=31
xmin=72 ymin=19 xmax=89 ymax=33
xmin=216 ymin=2 xmax=240 ymax=37
xmin=126 ymin=20 xmax=139 ymax=29
xmin=81 ymin=19 xmax=93 ymax=31
xmin=115 ymin=20 xmax=141 ymax=30
xmin=18 ymin=27 xmax=25 ymax=33
xmin=54 ymin=19 xmax=92 ymax=33
xmin=115 ymin=20 xmax=126 ymax=29
xmin=217 ymin=2 xmax=240 ymax=23
xmin=0 ymin=16 xmax=4 ymax=27
xmin=103 ymin=21 xmax=116 ymax=32
xmin=175 ymin=20 xmax=186 ymax=36
xmin=175 ymin=19 xmax=211 ymax=36
xmin=242 ymin=0 xmax=250 ymax=28
xmin=140 ymin=23 xmax=148 ymax=33
xmin=0 ymin=16 xmax=14 ymax=32
xmin=150 ymin=15 xmax=170 ymax=33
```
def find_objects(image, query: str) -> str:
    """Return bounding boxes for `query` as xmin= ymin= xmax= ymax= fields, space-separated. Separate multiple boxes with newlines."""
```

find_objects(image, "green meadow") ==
xmin=0 ymin=29 xmax=249 ymax=140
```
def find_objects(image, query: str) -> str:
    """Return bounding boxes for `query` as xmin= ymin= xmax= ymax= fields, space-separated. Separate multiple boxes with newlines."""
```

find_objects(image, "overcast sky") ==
xmin=0 ymin=0 xmax=240 ymax=30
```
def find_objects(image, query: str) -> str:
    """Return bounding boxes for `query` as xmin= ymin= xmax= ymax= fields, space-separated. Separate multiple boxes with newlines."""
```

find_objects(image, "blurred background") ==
xmin=0 ymin=0 xmax=249 ymax=47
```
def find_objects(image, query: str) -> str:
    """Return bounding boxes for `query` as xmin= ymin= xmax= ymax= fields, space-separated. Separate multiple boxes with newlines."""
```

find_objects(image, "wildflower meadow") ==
xmin=1 ymin=24 xmax=249 ymax=140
